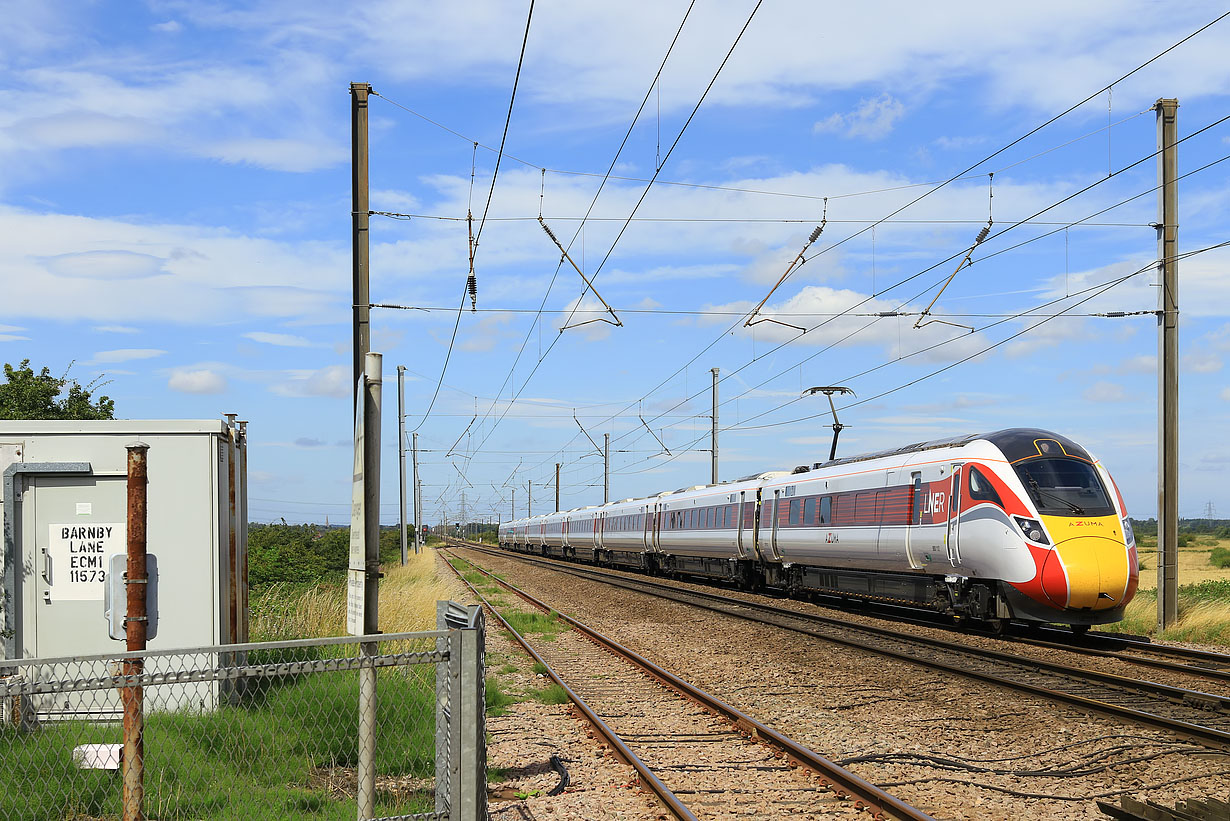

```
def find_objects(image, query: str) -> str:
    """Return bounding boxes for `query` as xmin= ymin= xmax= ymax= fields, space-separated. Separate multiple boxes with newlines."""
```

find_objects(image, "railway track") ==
xmin=442 ymin=548 xmax=935 ymax=821
xmin=453 ymin=542 xmax=1230 ymax=751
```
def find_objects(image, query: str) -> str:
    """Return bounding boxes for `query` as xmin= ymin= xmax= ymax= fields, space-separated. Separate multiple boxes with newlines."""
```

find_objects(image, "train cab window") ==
xmin=789 ymin=499 xmax=801 ymax=525
xmin=803 ymin=497 xmax=816 ymax=525
xmin=968 ymin=466 xmax=1003 ymax=507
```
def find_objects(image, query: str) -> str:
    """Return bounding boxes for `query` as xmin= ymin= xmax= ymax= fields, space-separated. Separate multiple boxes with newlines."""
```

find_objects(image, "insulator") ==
xmin=809 ymin=225 xmax=823 ymax=243
xmin=975 ymin=225 xmax=990 ymax=244
xmin=541 ymin=221 xmax=559 ymax=245
xmin=467 ymin=274 xmax=477 ymax=311
xmin=877 ymin=311 xmax=898 ymax=317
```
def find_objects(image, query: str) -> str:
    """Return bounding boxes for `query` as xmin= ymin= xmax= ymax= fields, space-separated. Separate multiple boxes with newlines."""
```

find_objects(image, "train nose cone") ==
xmin=1040 ymin=530 xmax=1129 ymax=610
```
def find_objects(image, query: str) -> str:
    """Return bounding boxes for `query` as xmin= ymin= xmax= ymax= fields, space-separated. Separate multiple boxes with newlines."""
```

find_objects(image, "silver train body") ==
xmin=497 ymin=429 xmax=1139 ymax=626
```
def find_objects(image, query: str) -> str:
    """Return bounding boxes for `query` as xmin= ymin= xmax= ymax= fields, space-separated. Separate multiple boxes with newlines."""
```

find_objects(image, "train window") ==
xmin=968 ymin=467 xmax=1003 ymax=507
xmin=818 ymin=496 xmax=831 ymax=524
xmin=789 ymin=499 xmax=801 ymax=525
xmin=1014 ymin=458 xmax=1113 ymax=516
xmin=804 ymin=497 xmax=816 ymax=524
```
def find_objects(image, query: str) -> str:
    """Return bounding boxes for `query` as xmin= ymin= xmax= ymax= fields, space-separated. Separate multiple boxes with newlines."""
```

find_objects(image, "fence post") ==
xmin=434 ymin=602 xmax=452 ymax=819
xmin=436 ymin=601 xmax=486 ymax=821
xmin=123 ymin=443 xmax=150 ymax=821
xmin=458 ymin=605 xmax=486 ymax=821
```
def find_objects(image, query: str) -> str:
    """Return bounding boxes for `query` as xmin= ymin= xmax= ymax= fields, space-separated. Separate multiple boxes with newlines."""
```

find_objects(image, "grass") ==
xmin=502 ymin=611 xmax=570 ymax=642
xmin=0 ymin=663 xmax=437 ymax=819
xmin=485 ymin=677 xmax=518 ymax=717
xmin=530 ymin=684 xmax=570 ymax=705
xmin=250 ymin=548 xmax=455 ymax=640
xmin=1211 ymin=547 xmax=1230 ymax=568
xmin=2 ymin=549 xmax=459 ymax=819
xmin=531 ymin=661 xmax=550 ymax=676
xmin=1102 ymin=579 xmax=1230 ymax=645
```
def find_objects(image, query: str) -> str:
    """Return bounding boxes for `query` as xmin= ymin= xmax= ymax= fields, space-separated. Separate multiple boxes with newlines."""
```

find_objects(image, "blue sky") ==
xmin=3 ymin=1 xmax=1230 ymax=526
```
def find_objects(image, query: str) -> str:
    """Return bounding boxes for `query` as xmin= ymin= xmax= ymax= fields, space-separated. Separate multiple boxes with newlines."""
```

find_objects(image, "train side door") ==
xmin=736 ymin=490 xmax=748 ymax=558
xmin=905 ymin=471 xmax=925 ymax=569
xmin=651 ymin=503 xmax=660 ymax=551
xmin=597 ymin=512 xmax=604 ymax=550
xmin=946 ymin=464 xmax=963 ymax=566
xmin=767 ymin=489 xmax=784 ymax=561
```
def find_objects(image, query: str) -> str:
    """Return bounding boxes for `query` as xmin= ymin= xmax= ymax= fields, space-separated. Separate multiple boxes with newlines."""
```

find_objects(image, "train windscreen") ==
xmin=1014 ymin=458 xmax=1114 ymax=516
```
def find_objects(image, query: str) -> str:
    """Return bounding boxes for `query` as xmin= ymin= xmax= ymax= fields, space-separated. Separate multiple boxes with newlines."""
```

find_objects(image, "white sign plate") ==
xmin=47 ymin=523 xmax=126 ymax=601
xmin=348 ymin=373 xmax=366 ymax=636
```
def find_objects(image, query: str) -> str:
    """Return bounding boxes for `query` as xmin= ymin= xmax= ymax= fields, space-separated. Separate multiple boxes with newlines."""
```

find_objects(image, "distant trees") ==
xmin=0 ymin=359 xmax=115 ymax=420
xmin=247 ymin=522 xmax=412 ymax=589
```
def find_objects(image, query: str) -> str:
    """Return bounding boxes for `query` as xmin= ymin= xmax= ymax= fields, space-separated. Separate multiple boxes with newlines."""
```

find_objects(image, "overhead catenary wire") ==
xmin=510 ymin=19 xmax=1230 ymax=479
xmin=467 ymin=0 xmax=760 ymax=461
xmin=376 ymin=9 xmax=1230 ymax=504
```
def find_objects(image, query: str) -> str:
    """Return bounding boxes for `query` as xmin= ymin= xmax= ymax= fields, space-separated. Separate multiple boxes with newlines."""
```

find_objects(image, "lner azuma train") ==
xmin=498 ymin=429 xmax=1139 ymax=628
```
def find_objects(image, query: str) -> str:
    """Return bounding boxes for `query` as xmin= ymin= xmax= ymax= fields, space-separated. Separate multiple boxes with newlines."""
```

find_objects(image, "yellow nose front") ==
xmin=1040 ymin=516 xmax=1130 ymax=610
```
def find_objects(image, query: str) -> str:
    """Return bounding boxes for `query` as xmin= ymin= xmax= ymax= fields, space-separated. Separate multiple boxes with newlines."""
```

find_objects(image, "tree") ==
xmin=0 ymin=359 xmax=115 ymax=420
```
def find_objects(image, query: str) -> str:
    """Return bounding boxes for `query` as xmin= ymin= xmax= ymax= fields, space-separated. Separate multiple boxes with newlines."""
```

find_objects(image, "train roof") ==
xmin=805 ymin=427 xmax=1093 ymax=470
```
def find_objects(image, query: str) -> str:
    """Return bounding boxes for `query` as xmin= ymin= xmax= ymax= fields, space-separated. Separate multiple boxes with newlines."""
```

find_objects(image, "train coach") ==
xmin=497 ymin=428 xmax=1138 ymax=628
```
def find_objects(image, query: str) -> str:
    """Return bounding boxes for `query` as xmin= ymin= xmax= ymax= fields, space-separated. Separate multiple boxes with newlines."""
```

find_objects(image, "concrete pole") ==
xmin=351 ymin=82 xmax=372 ymax=411
xmin=603 ymin=433 xmax=610 ymax=504
xmin=527 ymin=481 xmax=532 ymax=518
xmin=413 ymin=433 xmax=422 ymax=554
xmin=1156 ymin=98 xmax=1180 ymax=632
xmin=122 ymin=443 xmax=150 ymax=821
xmin=711 ymin=368 xmax=719 ymax=485
xmin=398 ymin=366 xmax=407 ymax=566
xmin=511 ymin=487 xmax=516 ymax=522
xmin=555 ymin=463 xmax=561 ymax=513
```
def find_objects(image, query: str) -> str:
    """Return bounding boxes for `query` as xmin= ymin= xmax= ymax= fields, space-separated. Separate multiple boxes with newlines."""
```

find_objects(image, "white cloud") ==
xmin=272 ymin=365 xmax=350 ymax=398
xmin=0 ymin=334 xmax=29 ymax=342
xmin=45 ymin=250 xmax=164 ymax=280
xmin=244 ymin=332 xmax=315 ymax=348
xmin=1119 ymin=354 xmax=1156 ymax=373
xmin=94 ymin=325 xmax=140 ymax=334
xmin=205 ymin=137 xmax=344 ymax=173
xmin=151 ymin=20 xmax=183 ymax=34
xmin=168 ymin=368 xmax=227 ymax=394
xmin=92 ymin=348 xmax=166 ymax=363
xmin=1183 ymin=351 xmax=1223 ymax=373
xmin=1083 ymin=381 xmax=1127 ymax=402
xmin=814 ymin=94 xmax=905 ymax=140
xmin=1222 ymin=387 xmax=1230 ymax=402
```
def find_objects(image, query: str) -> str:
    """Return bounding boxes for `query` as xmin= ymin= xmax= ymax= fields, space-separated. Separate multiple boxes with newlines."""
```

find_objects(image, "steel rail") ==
xmin=443 ymin=545 xmax=936 ymax=821
xmin=458 ymin=543 xmax=1230 ymax=750
xmin=442 ymin=553 xmax=701 ymax=821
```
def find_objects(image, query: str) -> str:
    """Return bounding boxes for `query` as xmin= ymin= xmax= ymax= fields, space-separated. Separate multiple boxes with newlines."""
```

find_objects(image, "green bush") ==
xmin=1210 ymin=547 xmax=1230 ymax=569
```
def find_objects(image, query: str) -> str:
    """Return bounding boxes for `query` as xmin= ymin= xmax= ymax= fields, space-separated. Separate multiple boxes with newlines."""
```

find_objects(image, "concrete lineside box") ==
xmin=0 ymin=420 xmax=248 ymax=717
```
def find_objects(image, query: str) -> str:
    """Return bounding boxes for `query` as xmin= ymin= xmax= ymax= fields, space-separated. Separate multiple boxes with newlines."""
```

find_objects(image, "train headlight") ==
xmin=1013 ymin=516 xmax=1050 ymax=545
xmin=1122 ymin=517 xmax=1135 ymax=546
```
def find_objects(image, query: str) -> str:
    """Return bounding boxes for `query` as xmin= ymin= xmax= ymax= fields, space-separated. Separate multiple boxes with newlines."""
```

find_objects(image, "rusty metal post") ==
xmin=122 ymin=443 xmax=150 ymax=821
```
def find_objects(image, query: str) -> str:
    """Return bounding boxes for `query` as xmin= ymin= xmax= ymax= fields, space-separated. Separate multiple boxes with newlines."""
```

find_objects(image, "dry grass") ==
xmin=1104 ymin=579 xmax=1230 ymax=646
xmin=379 ymin=548 xmax=456 ymax=633
xmin=1134 ymin=538 xmax=1230 ymax=590
xmin=250 ymin=549 xmax=452 ymax=641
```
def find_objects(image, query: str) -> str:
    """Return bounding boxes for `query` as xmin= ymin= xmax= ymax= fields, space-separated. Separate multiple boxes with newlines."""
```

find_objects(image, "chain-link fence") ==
xmin=0 ymin=603 xmax=485 ymax=821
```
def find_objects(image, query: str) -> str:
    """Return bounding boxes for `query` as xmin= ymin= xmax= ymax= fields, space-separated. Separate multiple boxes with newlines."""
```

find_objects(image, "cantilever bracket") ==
xmin=745 ymin=202 xmax=827 ymax=329
xmin=913 ymin=221 xmax=991 ymax=333
xmin=538 ymin=218 xmax=623 ymax=330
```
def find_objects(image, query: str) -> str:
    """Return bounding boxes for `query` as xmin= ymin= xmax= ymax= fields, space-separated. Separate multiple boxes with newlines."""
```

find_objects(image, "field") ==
xmin=1101 ymin=535 xmax=1230 ymax=645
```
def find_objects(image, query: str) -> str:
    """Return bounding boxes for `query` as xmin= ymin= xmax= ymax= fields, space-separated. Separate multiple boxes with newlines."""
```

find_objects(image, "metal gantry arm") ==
xmin=745 ymin=202 xmax=827 ymax=332
xmin=639 ymin=415 xmax=672 ymax=457
xmin=804 ymin=386 xmax=855 ymax=462
xmin=539 ymin=218 xmax=623 ymax=330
